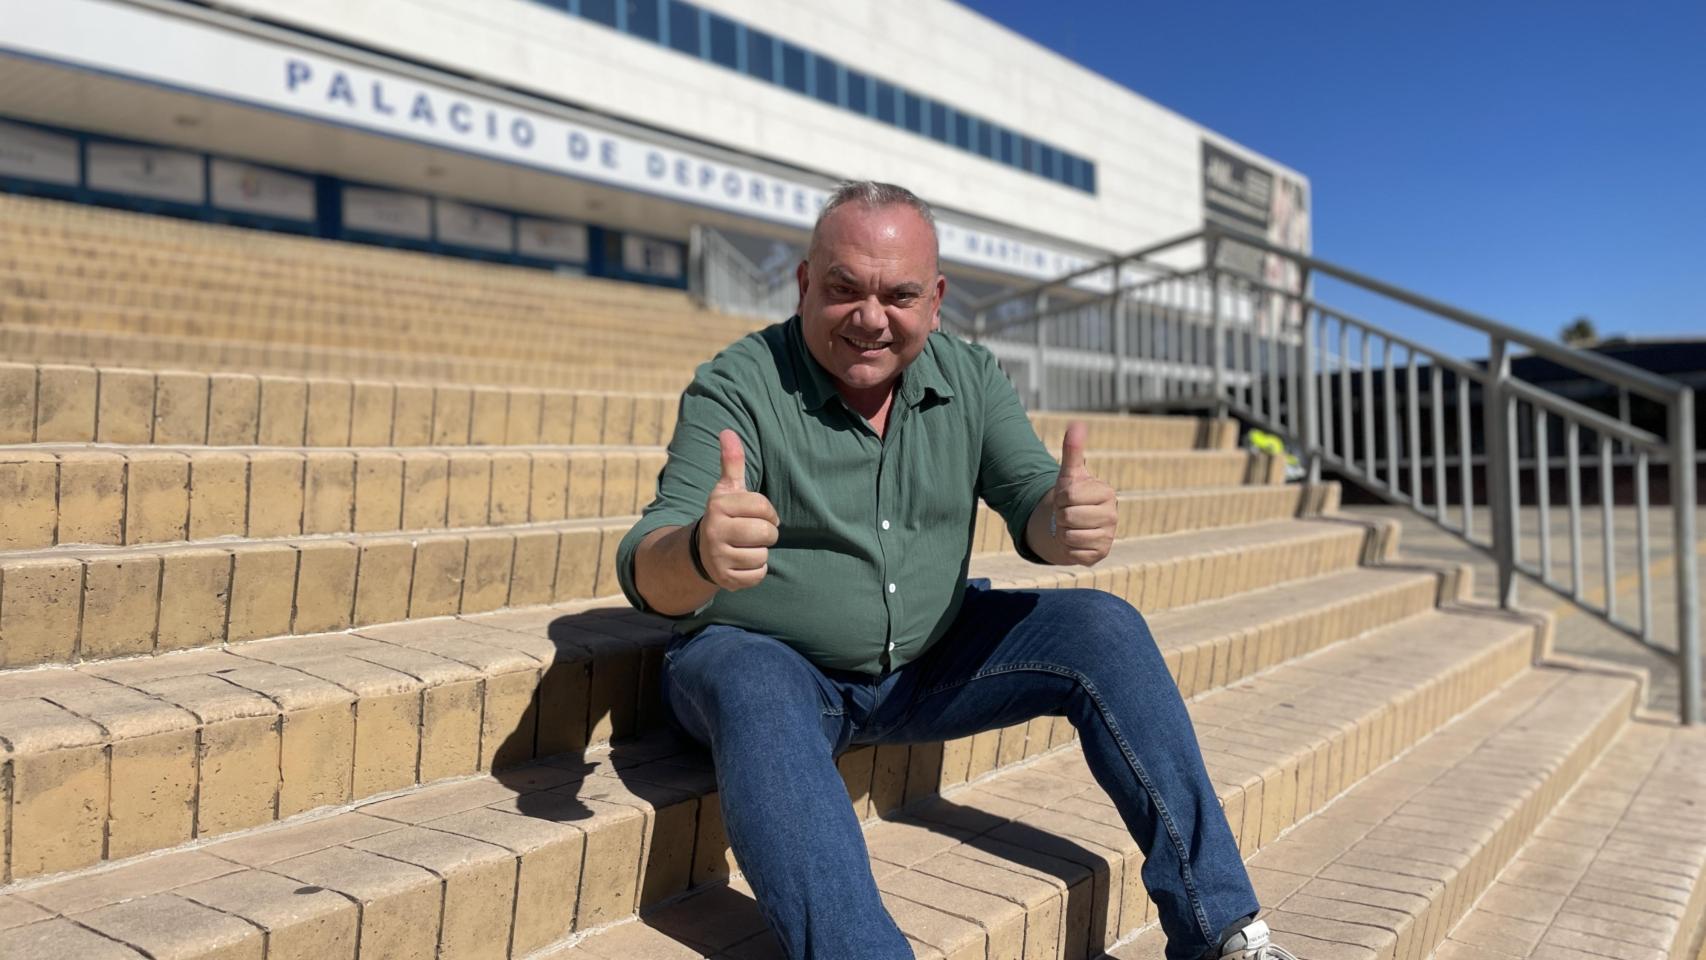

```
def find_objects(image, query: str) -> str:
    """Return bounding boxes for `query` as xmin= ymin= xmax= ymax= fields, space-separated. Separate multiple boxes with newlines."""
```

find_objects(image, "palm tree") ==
xmin=1561 ymin=315 xmax=1597 ymax=348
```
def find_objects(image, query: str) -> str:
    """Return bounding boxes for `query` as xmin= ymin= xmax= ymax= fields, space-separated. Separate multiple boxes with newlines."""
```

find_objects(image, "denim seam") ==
xmin=918 ymin=660 xmax=1218 ymax=946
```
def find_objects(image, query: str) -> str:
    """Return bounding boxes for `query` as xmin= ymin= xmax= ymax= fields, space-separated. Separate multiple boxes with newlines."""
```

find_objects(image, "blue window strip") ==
xmin=554 ymin=0 xmax=1094 ymax=192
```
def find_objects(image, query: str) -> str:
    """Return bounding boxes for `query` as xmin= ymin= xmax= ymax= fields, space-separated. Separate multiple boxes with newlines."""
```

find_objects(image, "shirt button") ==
xmin=887 ymin=583 xmax=896 ymax=594
xmin=887 ymin=640 xmax=895 ymax=651
xmin=881 ymin=519 xmax=891 ymax=530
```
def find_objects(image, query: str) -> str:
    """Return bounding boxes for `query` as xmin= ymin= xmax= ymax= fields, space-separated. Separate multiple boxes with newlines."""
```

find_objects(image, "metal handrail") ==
xmin=966 ymin=223 xmax=1700 ymax=725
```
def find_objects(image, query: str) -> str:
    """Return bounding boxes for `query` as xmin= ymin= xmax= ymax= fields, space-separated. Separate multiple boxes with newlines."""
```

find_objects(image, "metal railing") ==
xmin=969 ymin=225 xmax=1700 ymax=725
xmin=690 ymin=225 xmax=802 ymax=320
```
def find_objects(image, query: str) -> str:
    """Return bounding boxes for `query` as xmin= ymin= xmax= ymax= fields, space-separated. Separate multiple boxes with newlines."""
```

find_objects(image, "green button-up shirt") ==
xmin=617 ymin=315 xmax=1059 ymax=675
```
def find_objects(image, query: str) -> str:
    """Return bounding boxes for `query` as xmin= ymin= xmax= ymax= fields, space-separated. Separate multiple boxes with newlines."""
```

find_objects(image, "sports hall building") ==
xmin=0 ymin=0 xmax=1310 ymax=301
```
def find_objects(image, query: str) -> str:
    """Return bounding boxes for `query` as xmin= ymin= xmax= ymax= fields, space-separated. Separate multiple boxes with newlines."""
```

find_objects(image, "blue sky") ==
xmin=962 ymin=0 xmax=1705 ymax=359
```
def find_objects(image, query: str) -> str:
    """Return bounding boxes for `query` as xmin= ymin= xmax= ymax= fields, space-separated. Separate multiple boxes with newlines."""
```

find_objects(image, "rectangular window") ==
xmin=1039 ymin=144 xmax=1057 ymax=180
xmin=998 ymin=129 xmax=1015 ymax=164
xmin=624 ymin=0 xmax=659 ymax=41
xmin=928 ymin=102 xmax=948 ymax=143
xmin=745 ymin=29 xmax=774 ymax=82
xmin=707 ymin=12 xmax=738 ymax=67
xmin=1083 ymin=163 xmax=1096 ymax=193
xmin=1059 ymin=155 xmax=1077 ymax=188
xmin=953 ymin=111 xmax=971 ymax=149
xmin=845 ymin=69 xmax=869 ymax=114
xmin=902 ymin=92 xmax=923 ymax=133
xmin=1020 ymin=136 xmax=1036 ymax=172
xmin=874 ymin=80 xmax=897 ymax=124
xmin=780 ymin=42 xmax=807 ymax=93
xmin=666 ymin=1 xmax=700 ymax=55
xmin=581 ymin=0 xmax=618 ymax=27
xmin=976 ymin=121 xmax=994 ymax=158
xmin=814 ymin=56 xmax=839 ymax=106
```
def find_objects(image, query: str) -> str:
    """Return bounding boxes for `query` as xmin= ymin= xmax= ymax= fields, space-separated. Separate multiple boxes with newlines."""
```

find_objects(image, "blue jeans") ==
xmin=658 ymin=582 xmax=1259 ymax=960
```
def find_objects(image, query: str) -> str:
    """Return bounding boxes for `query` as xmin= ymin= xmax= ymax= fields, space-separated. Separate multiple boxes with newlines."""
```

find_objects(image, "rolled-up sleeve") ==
xmin=616 ymin=362 xmax=761 ymax=615
xmin=971 ymin=346 xmax=1059 ymax=564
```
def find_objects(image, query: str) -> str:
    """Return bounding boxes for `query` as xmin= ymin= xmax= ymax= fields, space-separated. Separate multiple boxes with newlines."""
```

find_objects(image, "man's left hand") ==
xmin=1050 ymin=421 xmax=1118 ymax=566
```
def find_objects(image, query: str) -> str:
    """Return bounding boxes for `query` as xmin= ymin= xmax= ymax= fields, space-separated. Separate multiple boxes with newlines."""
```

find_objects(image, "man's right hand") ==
xmin=696 ymin=429 xmax=779 ymax=590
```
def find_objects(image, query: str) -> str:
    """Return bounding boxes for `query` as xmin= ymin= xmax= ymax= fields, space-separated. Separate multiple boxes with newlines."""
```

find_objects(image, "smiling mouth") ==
xmin=844 ymin=335 xmax=889 ymax=350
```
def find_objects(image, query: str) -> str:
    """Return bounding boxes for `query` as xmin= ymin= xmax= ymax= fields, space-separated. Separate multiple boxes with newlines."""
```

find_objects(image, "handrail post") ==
xmin=1484 ymin=336 xmax=1518 ymax=608
xmin=1671 ymin=390 xmax=1700 ymax=725
xmin=1208 ymin=237 xmax=1226 ymax=419
xmin=1112 ymin=263 xmax=1128 ymax=411
xmin=972 ymin=308 xmax=987 ymax=344
xmin=1298 ymin=267 xmax=1320 ymax=483
xmin=1033 ymin=292 xmax=1049 ymax=410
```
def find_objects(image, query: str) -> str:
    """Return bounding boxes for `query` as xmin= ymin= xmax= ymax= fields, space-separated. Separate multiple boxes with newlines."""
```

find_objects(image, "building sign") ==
xmin=342 ymin=186 xmax=431 ymax=239
xmin=1 ymin=0 xmax=1109 ymax=287
xmin=1202 ymin=138 xmax=1311 ymax=331
xmin=210 ymin=158 xmax=315 ymax=220
xmin=86 ymin=141 xmax=204 ymax=203
xmin=0 ymin=119 xmax=79 ymax=185
xmin=517 ymin=217 xmax=588 ymax=263
xmin=435 ymin=199 xmax=513 ymax=252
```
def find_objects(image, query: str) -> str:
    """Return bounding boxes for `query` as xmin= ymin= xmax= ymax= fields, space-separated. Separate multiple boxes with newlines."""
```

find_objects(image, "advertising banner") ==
xmin=0 ymin=119 xmax=79 ymax=185
xmin=210 ymin=158 xmax=314 ymax=220
xmin=435 ymin=199 xmax=513 ymax=252
xmin=517 ymin=216 xmax=589 ymax=263
xmin=342 ymin=185 xmax=431 ymax=239
xmin=86 ymin=141 xmax=204 ymax=203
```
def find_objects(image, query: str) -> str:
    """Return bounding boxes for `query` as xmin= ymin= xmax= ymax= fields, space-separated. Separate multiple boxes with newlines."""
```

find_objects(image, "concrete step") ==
xmin=1109 ymin=667 xmax=1638 ymax=960
xmin=0 ymin=516 xmax=1389 ymax=878
xmin=540 ymin=605 xmax=1548 ymax=960
xmin=0 ymin=497 xmax=1368 ymax=668
xmin=0 ymin=438 xmax=1295 ymax=549
xmin=0 ymin=589 xmax=1544 ymax=958
xmin=1431 ymin=721 xmax=1706 ymax=960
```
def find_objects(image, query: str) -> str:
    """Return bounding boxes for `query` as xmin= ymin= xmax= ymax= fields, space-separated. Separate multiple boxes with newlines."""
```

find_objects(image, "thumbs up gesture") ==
xmin=695 ymin=429 xmax=780 ymax=590
xmin=1051 ymin=421 xmax=1117 ymax=566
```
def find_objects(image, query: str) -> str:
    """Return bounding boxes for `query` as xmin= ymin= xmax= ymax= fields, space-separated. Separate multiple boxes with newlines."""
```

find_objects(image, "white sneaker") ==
xmin=1218 ymin=919 xmax=1300 ymax=959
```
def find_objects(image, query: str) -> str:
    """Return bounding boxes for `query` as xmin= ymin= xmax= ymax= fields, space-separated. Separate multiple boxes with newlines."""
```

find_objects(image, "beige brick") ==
xmin=156 ymin=548 xmax=231 ymax=652
xmin=489 ymin=452 xmax=531 ymax=525
xmin=554 ymin=528 xmax=602 ymax=600
xmin=152 ymin=371 xmax=209 ymax=444
xmin=352 ymin=691 xmax=421 ymax=798
xmin=0 ymin=917 xmax=145 ymax=958
xmin=178 ymin=868 xmax=357 ymax=960
xmin=401 ymin=452 xmax=449 ymax=530
xmin=96 ymin=368 xmax=155 ymax=443
xmin=539 ymin=390 xmax=575 ymax=443
xmin=461 ymin=533 xmax=515 ymax=614
xmin=601 ymin=452 xmax=638 ymax=516
xmin=1 ymin=558 xmax=83 ymax=666
xmin=348 ymin=827 xmax=514 ymax=960
xmin=391 ymin=384 xmax=434 ymax=446
xmin=35 ymin=364 xmax=97 ymax=442
xmin=79 ymin=555 xmax=161 ymax=659
xmin=125 ymin=452 xmax=190 ymax=544
xmin=107 ymin=729 xmax=199 ymax=860
xmin=530 ymin=453 xmax=569 ymax=521
xmin=188 ymin=453 xmax=250 ymax=540
xmin=196 ymin=715 xmax=281 ymax=837
xmin=432 ymin=387 xmax=472 ymax=445
xmin=256 ymin=376 xmax=308 ymax=445
xmin=0 ymin=363 xmax=36 ymax=442
xmin=0 ymin=453 xmax=57 ymax=549
xmin=469 ymin=387 xmax=508 ymax=445
xmin=481 ymin=668 xmax=540 ymax=770
xmin=279 ymin=702 xmax=357 ymax=818
xmin=353 ymin=452 xmax=404 ymax=533
xmin=419 ymin=680 xmax=482 ymax=781
xmin=74 ymin=893 xmax=261 ymax=960
xmin=304 ymin=379 xmax=353 ymax=446
xmin=354 ymin=539 xmax=415 ymax=626
xmin=572 ymin=392 xmax=605 ymax=443
xmin=348 ymin=381 xmax=396 ymax=446
xmin=427 ymin=807 xmax=580 ymax=956
xmin=446 ymin=455 xmax=493 ymax=528
xmin=294 ymin=541 xmax=358 ymax=634
xmin=207 ymin=373 xmax=261 ymax=445
xmin=15 ymin=744 xmax=110 ymax=881
xmin=632 ymin=395 xmax=664 ymax=446
xmin=228 ymin=543 xmax=298 ymax=642
xmin=567 ymin=451 xmax=604 ymax=518
xmin=505 ymin=390 xmax=543 ymax=444
xmin=602 ymin=394 xmax=635 ymax=444
xmin=596 ymin=526 xmax=622 ymax=597
xmin=410 ymin=536 xmax=467 ymax=618
xmin=302 ymin=452 xmax=356 ymax=534
xmin=509 ymin=529 xmax=560 ymax=607
xmin=568 ymin=799 xmax=646 ymax=928
xmin=55 ymin=452 xmax=124 ymax=546
xmin=634 ymin=451 xmax=666 ymax=511
xmin=269 ymin=846 xmax=439 ymax=960
xmin=247 ymin=452 xmax=305 ymax=538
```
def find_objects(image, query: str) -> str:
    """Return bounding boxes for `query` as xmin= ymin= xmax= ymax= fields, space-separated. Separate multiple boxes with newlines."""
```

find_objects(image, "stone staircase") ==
xmin=0 ymin=195 xmax=1702 ymax=960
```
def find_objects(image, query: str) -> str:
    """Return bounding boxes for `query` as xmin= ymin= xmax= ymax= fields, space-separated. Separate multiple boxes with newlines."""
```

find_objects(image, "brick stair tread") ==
xmin=535 ymin=606 xmax=1554 ymax=960
xmin=1106 ymin=667 xmax=1638 ymax=960
xmin=0 ymin=599 xmax=1546 ymax=959
xmin=1432 ymin=721 xmax=1706 ymax=960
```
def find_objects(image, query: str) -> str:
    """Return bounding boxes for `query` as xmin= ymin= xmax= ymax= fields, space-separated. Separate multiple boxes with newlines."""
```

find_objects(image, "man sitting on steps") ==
xmin=618 ymin=180 xmax=1298 ymax=960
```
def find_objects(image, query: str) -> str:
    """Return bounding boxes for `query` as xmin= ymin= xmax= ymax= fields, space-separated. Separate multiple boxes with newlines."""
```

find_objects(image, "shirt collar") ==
xmin=787 ymin=316 xmax=956 ymax=412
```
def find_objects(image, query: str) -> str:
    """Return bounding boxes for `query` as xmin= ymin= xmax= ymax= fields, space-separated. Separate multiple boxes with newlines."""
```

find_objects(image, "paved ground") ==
xmin=1342 ymin=502 xmax=1703 ymax=719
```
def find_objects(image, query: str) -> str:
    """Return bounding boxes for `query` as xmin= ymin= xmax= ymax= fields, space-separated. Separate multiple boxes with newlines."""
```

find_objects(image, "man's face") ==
xmin=795 ymin=203 xmax=946 ymax=399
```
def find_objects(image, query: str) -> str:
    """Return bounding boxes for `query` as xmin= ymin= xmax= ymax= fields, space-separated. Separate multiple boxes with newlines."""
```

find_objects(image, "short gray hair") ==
xmin=810 ymin=180 xmax=939 ymax=268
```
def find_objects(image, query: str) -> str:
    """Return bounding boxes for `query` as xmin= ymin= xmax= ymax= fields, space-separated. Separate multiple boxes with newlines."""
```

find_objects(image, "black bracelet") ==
xmin=688 ymin=516 xmax=715 ymax=585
